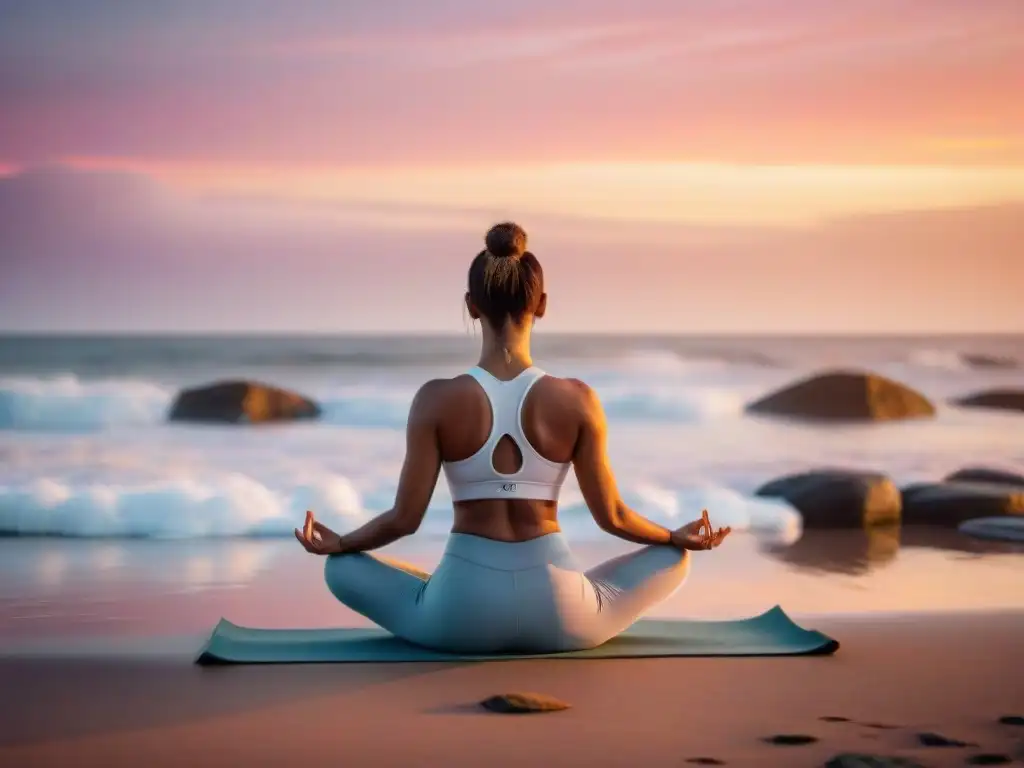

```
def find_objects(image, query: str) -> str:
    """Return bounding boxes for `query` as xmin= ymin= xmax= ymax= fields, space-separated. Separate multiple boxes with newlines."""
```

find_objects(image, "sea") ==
xmin=0 ymin=333 xmax=1022 ymax=644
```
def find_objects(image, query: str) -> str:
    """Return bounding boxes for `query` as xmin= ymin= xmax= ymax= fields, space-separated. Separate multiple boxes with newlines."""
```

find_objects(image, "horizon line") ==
xmin=1 ymin=330 xmax=1021 ymax=339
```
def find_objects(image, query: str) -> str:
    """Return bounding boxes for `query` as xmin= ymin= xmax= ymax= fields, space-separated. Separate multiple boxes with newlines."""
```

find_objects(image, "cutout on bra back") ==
xmin=490 ymin=433 xmax=524 ymax=475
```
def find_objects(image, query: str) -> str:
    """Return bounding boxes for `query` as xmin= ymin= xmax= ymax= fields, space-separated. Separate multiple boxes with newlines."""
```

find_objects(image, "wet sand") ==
xmin=1 ymin=611 xmax=1022 ymax=767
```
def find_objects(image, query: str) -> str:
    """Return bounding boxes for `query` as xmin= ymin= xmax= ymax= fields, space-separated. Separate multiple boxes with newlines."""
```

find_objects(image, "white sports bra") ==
xmin=442 ymin=366 xmax=571 ymax=502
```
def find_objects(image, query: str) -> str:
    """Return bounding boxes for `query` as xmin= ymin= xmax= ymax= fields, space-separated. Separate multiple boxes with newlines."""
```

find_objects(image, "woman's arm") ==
xmin=330 ymin=380 xmax=444 ymax=555
xmin=571 ymin=382 xmax=682 ymax=548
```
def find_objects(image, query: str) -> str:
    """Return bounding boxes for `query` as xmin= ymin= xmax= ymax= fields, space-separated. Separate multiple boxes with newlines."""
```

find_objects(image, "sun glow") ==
xmin=60 ymin=156 xmax=1024 ymax=227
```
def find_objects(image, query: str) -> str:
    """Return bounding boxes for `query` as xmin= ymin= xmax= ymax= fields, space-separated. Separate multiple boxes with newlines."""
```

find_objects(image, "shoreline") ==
xmin=1 ymin=610 xmax=1021 ymax=767
xmin=1 ymin=607 xmax=1022 ymax=661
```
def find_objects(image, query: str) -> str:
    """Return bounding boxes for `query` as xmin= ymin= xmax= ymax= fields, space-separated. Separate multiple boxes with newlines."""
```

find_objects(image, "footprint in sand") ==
xmin=916 ymin=731 xmax=977 ymax=748
xmin=966 ymin=755 xmax=1013 ymax=766
xmin=762 ymin=734 xmax=819 ymax=746
xmin=823 ymin=755 xmax=926 ymax=768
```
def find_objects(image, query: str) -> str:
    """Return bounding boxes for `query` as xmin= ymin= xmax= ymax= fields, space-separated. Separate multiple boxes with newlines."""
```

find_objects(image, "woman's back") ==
xmin=431 ymin=365 xmax=586 ymax=542
xmin=294 ymin=221 xmax=729 ymax=654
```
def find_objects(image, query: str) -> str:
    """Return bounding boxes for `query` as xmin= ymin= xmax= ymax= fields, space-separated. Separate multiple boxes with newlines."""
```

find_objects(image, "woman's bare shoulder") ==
xmin=409 ymin=374 xmax=482 ymax=412
xmin=535 ymin=374 xmax=600 ymax=413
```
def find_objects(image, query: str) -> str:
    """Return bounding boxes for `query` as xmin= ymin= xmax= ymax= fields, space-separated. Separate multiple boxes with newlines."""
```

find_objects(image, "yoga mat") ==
xmin=195 ymin=605 xmax=838 ymax=665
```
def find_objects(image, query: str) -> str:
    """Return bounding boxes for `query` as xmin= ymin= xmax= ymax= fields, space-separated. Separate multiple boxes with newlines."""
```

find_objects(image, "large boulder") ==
xmin=746 ymin=370 xmax=935 ymax=422
xmin=944 ymin=467 xmax=1024 ymax=487
xmin=754 ymin=469 xmax=902 ymax=528
xmin=168 ymin=381 xmax=321 ymax=424
xmin=901 ymin=482 xmax=1024 ymax=526
xmin=953 ymin=389 xmax=1024 ymax=413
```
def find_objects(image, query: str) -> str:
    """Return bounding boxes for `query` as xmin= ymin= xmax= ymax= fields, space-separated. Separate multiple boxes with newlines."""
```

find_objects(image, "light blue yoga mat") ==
xmin=195 ymin=605 xmax=838 ymax=665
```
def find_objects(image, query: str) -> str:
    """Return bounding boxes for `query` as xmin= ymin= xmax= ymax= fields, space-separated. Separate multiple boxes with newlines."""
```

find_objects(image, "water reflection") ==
xmin=0 ymin=538 xmax=288 ymax=595
xmin=762 ymin=525 xmax=1024 ymax=575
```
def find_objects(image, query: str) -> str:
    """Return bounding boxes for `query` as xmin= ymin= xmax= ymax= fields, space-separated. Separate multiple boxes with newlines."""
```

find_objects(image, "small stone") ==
xmin=917 ymin=731 xmax=975 ymax=748
xmin=820 ymin=716 xmax=852 ymax=723
xmin=966 ymin=755 xmax=1012 ymax=766
xmin=479 ymin=692 xmax=570 ymax=714
xmin=997 ymin=715 xmax=1024 ymax=726
xmin=763 ymin=734 xmax=818 ymax=746
xmin=686 ymin=759 xmax=726 ymax=766
xmin=863 ymin=723 xmax=900 ymax=730
xmin=824 ymin=755 xmax=926 ymax=768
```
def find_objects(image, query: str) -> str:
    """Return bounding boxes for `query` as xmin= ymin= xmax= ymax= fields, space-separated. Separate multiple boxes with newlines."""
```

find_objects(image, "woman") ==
xmin=294 ymin=222 xmax=731 ymax=654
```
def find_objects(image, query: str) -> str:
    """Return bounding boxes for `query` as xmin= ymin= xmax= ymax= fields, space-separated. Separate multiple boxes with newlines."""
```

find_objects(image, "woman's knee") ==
xmin=644 ymin=545 xmax=690 ymax=593
xmin=324 ymin=553 xmax=370 ymax=604
xmin=637 ymin=545 xmax=691 ymax=587
xmin=669 ymin=548 xmax=691 ymax=581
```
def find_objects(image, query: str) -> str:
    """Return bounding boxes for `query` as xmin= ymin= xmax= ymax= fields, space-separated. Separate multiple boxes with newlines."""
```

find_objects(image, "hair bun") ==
xmin=485 ymin=222 xmax=527 ymax=259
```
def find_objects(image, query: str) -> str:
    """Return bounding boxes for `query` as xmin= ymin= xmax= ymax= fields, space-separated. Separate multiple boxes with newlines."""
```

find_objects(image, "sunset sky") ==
xmin=1 ymin=0 xmax=1022 ymax=333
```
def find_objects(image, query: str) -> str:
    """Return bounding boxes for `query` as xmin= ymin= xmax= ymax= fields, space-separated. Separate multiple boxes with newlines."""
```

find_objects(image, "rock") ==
xmin=168 ymin=381 xmax=321 ymax=424
xmin=819 ymin=716 xmax=851 ymax=723
xmin=953 ymin=389 xmax=1024 ymax=413
xmin=755 ymin=470 xmax=902 ymax=528
xmin=685 ymin=759 xmax=726 ymax=766
xmin=902 ymin=482 xmax=1024 ymax=526
xmin=966 ymin=755 xmax=1013 ymax=766
xmin=916 ymin=731 xmax=975 ymax=748
xmin=824 ymin=756 xmax=926 ymax=768
xmin=746 ymin=370 xmax=935 ymax=422
xmin=960 ymin=353 xmax=1018 ymax=370
xmin=762 ymin=734 xmax=818 ymax=746
xmin=997 ymin=715 xmax=1024 ymax=726
xmin=959 ymin=516 xmax=1024 ymax=543
xmin=862 ymin=723 xmax=901 ymax=730
xmin=944 ymin=467 xmax=1024 ymax=487
xmin=479 ymin=692 xmax=570 ymax=714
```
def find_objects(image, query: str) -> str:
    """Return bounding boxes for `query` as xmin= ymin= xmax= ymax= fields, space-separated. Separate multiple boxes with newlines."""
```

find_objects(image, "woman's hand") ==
xmin=671 ymin=509 xmax=731 ymax=551
xmin=294 ymin=510 xmax=344 ymax=555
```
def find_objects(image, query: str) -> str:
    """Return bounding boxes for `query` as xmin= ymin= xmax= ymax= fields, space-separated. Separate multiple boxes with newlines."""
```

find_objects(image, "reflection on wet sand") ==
xmin=0 ymin=539 xmax=289 ymax=595
xmin=763 ymin=525 xmax=1024 ymax=575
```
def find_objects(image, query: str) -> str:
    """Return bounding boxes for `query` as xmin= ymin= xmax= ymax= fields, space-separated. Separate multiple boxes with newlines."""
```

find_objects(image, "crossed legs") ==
xmin=323 ymin=543 xmax=690 ymax=652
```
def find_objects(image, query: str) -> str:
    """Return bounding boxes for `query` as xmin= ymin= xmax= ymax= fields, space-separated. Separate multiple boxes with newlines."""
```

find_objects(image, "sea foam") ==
xmin=0 ymin=374 xmax=746 ymax=432
xmin=0 ymin=466 xmax=799 ymax=542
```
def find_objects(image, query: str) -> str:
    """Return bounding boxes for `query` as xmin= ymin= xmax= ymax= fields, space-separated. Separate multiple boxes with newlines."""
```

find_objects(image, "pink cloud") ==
xmin=0 ymin=0 xmax=1020 ymax=167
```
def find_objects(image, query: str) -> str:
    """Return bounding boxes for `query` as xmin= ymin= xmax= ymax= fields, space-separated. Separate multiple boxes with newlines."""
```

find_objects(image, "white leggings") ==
xmin=324 ymin=532 xmax=690 ymax=654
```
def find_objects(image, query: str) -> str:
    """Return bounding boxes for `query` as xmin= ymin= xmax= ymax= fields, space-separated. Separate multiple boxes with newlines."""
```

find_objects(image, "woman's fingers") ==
xmin=312 ymin=520 xmax=333 ymax=538
xmin=294 ymin=528 xmax=314 ymax=552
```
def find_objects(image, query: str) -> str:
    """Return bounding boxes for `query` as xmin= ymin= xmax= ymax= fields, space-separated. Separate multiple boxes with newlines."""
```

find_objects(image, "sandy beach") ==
xmin=1 ymin=610 xmax=1021 ymax=768
xmin=4 ymin=0 xmax=1024 ymax=760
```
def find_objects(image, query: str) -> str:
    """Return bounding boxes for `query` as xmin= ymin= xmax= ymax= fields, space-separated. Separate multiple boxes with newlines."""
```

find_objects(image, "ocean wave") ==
xmin=557 ymin=484 xmax=801 ymax=544
xmin=0 ymin=375 xmax=746 ymax=432
xmin=598 ymin=386 xmax=745 ymax=422
xmin=0 ymin=375 xmax=173 ymax=432
xmin=0 ymin=472 xmax=799 ymax=542
xmin=906 ymin=349 xmax=967 ymax=371
xmin=907 ymin=349 xmax=1018 ymax=371
xmin=0 ymin=335 xmax=781 ymax=376
xmin=0 ymin=474 xmax=368 ymax=538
